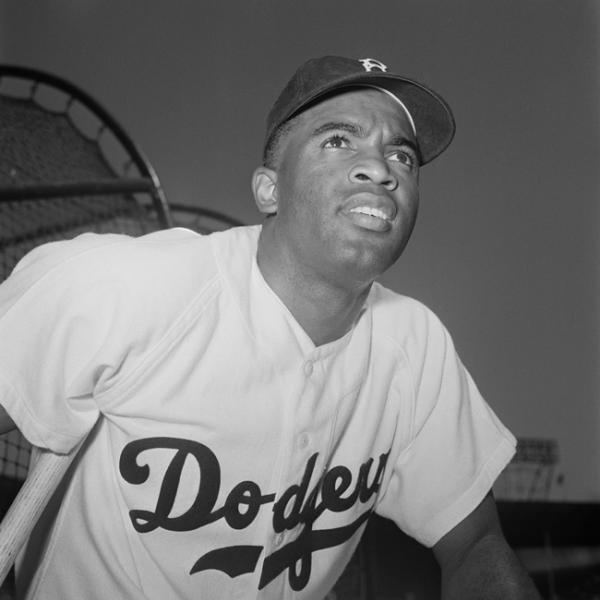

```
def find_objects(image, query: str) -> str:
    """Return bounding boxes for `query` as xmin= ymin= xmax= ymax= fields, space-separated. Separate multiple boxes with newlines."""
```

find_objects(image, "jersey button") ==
xmin=274 ymin=533 xmax=284 ymax=547
xmin=298 ymin=433 xmax=309 ymax=449
xmin=304 ymin=360 xmax=314 ymax=376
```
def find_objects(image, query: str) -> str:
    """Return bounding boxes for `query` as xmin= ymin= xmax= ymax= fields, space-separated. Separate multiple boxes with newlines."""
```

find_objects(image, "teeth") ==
xmin=350 ymin=206 xmax=390 ymax=221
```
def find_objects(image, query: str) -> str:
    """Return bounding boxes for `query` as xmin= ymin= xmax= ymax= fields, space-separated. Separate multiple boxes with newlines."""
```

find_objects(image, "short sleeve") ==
xmin=0 ymin=234 xmax=136 ymax=454
xmin=375 ymin=306 xmax=516 ymax=547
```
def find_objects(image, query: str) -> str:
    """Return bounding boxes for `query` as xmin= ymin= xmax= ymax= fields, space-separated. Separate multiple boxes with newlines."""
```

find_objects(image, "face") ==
xmin=255 ymin=88 xmax=420 ymax=288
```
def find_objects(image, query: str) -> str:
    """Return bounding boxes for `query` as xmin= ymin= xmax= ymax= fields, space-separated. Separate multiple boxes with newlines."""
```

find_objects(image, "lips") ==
xmin=343 ymin=192 xmax=396 ymax=232
xmin=349 ymin=206 xmax=392 ymax=222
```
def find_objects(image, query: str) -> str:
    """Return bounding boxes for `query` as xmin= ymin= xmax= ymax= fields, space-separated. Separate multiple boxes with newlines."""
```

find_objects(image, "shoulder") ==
xmin=4 ymin=228 xmax=223 ymax=323
xmin=369 ymin=282 xmax=448 ymax=345
xmin=1 ymin=224 xmax=261 ymax=328
xmin=206 ymin=224 xmax=261 ymax=263
xmin=14 ymin=227 xmax=200 ymax=272
xmin=11 ymin=225 xmax=261 ymax=312
xmin=369 ymin=282 xmax=459 ymax=378
xmin=14 ymin=228 xmax=209 ymax=287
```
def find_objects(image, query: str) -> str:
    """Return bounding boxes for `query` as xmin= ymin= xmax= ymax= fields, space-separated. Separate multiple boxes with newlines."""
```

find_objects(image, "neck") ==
xmin=257 ymin=229 xmax=372 ymax=347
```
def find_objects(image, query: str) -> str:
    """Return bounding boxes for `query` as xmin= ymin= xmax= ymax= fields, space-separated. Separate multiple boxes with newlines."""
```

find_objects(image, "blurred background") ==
xmin=0 ymin=1 xmax=598 ymax=598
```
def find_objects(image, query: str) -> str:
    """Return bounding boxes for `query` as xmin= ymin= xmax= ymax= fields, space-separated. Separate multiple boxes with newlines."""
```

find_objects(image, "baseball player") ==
xmin=0 ymin=56 xmax=540 ymax=599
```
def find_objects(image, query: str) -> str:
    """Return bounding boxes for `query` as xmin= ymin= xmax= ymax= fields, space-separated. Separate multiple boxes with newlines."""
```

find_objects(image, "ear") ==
xmin=252 ymin=166 xmax=278 ymax=215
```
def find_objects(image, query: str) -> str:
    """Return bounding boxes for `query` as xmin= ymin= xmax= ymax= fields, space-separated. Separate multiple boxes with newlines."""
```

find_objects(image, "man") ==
xmin=0 ymin=56 xmax=539 ymax=598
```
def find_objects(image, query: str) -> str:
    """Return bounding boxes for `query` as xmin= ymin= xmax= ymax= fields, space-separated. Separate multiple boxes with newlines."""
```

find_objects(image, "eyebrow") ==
xmin=312 ymin=121 xmax=363 ymax=137
xmin=390 ymin=135 xmax=419 ymax=157
xmin=311 ymin=121 xmax=419 ymax=155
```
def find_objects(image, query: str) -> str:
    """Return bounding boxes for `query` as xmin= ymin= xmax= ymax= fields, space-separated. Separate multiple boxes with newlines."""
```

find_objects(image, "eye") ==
xmin=322 ymin=134 xmax=351 ymax=150
xmin=389 ymin=149 xmax=417 ymax=168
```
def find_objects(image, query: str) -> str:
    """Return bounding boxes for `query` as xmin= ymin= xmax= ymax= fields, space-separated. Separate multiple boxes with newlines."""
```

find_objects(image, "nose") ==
xmin=349 ymin=155 xmax=398 ymax=191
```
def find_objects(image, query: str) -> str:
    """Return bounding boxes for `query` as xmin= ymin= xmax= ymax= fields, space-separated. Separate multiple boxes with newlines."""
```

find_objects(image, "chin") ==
xmin=338 ymin=251 xmax=400 ymax=286
xmin=356 ymin=236 xmax=406 ymax=270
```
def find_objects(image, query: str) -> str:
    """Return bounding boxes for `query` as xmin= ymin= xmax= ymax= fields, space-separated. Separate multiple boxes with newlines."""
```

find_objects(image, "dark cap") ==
xmin=265 ymin=55 xmax=455 ymax=165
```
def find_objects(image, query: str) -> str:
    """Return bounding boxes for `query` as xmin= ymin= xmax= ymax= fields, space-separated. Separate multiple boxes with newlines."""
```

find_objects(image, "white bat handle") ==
xmin=0 ymin=446 xmax=80 ymax=584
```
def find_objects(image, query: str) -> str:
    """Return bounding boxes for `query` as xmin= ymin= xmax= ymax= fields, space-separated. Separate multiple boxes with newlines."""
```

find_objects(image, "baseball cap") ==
xmin=265 ymin=55 xmax=455 ymax=165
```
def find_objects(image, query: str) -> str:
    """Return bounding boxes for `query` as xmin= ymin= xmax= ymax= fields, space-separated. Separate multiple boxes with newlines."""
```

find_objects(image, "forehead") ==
xmin=292 ymin=87 xmax=416 ymax=142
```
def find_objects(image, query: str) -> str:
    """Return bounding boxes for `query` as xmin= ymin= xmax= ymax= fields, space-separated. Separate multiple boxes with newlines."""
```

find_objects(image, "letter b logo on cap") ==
xmin=358 ymin=58 xmax=388 ymax=72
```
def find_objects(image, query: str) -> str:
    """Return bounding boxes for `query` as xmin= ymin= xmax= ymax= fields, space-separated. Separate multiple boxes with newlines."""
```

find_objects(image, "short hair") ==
xmin=262 ymin=116 xmax=300 ymax=169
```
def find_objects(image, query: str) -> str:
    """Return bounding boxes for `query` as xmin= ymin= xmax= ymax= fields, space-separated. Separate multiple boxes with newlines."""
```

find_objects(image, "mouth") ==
xmin=344 ymin=196 xmax=396 ymax=232
xmin=349 ymin=206 xmax=392 ymax=222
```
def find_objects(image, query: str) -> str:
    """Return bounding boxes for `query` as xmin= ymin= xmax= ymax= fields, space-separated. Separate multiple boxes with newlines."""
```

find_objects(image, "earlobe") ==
xmin=252 ymin=167 xmax=278 ymax=215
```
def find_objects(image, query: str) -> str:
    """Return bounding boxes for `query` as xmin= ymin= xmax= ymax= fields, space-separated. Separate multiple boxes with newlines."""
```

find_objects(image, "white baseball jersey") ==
xmin=0 ymin=225 xmax=515 ymax=599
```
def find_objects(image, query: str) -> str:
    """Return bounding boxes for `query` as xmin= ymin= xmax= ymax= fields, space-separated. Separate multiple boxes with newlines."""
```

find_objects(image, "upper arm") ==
xmin=0 ymin=403 xmax=16 ymax=434
xmin=432 ymin=492 xmax=541 ymax=599
xmin=433 ymin=491 xmax=502 ymax=572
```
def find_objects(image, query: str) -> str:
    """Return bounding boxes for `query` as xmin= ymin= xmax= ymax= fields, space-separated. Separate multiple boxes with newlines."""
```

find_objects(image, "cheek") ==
xmin=395 ymin=183 xmax=419 ymax=219
xmin=274 ymin=184 xmax=320 ymax=232
xmin=409 ymin=189 xmax=420 ymax=219
xmin=277 ymin=168 xmax=337 ymax=218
